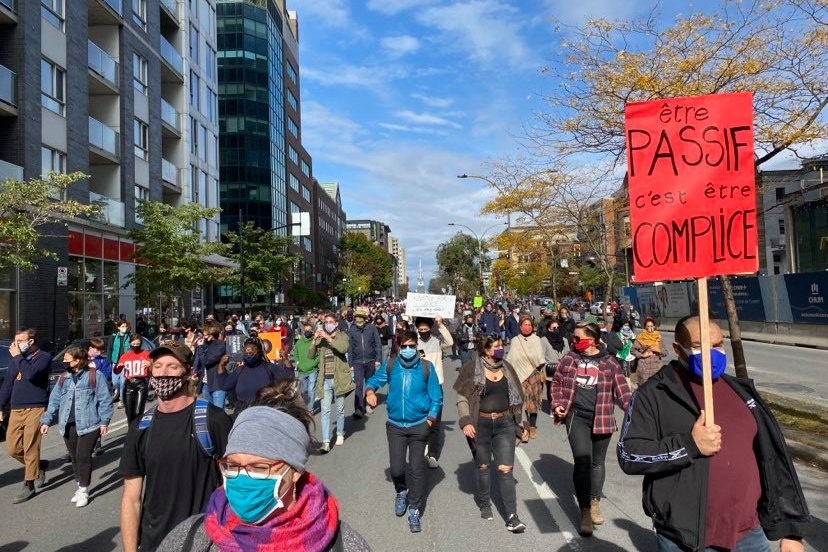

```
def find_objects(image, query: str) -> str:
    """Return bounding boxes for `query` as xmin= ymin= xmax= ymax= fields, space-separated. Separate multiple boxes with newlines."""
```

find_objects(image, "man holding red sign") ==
xmin=619 ymin=93 xmax=809 ymax=552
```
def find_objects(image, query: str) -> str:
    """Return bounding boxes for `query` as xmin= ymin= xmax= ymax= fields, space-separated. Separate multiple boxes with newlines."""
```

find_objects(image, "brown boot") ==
xmin=579 ymin=507 xmax=594 ymax=536
xmin=528 ymin=426 xmax=537 ymax=439
xmin=590 ymin=498 xmax=604 ymax=525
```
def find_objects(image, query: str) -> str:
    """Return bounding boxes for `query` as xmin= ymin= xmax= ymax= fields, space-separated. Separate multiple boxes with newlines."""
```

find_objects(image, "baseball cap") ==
xmin=354 ymin=309 xmax=368 ymax=319
xmin=149 ymin=340 xmax=194 ymax=367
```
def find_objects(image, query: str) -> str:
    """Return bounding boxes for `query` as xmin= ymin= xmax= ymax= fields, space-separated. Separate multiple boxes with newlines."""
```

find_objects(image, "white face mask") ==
xmin=18 ymin=340 xmax=30 ymax=354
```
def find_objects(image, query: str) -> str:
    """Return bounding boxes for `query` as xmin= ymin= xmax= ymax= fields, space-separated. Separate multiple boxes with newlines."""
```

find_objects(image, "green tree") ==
xmin=223 ymin=221 xmax=296 ymax=310
xmin=435 ymin=232 xmax=484 ymax=299
xmin=0 ymin=172 xmax=99 ymax=270
xmin=339 ymin=233 xmax=393 ymax=295
xmin=127 ymin=201 xmax=229 ymax=318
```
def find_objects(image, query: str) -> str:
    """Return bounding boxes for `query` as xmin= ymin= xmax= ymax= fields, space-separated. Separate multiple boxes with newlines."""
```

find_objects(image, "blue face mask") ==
xmin=399 ymin=347 xmax=417 ymax=361
xmin=224 ymin=471 xmax=288 ymax=524
xmin=242 ymin=354 xmax=259 ymax=366
xmin=680 ymin=346 xmax=728 ymax=380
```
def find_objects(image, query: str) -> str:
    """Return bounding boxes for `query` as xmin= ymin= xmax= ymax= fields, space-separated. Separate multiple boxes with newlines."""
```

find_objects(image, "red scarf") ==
xmin=204 ymin=473 xmax=340 ymax=552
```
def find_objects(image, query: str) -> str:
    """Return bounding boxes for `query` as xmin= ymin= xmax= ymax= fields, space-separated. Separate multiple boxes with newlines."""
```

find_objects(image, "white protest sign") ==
xmin=405 ymin=292 xmax=456 ymax=319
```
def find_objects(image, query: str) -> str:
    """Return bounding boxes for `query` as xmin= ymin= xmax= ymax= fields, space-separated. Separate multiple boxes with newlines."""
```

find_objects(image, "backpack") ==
xmin=137 ymin=398 xmax=215 ymax=458
xmin=385 ymin=352 xmax=431 ymax=383
xmin=58 ymin=367 xmax=96 ymax=390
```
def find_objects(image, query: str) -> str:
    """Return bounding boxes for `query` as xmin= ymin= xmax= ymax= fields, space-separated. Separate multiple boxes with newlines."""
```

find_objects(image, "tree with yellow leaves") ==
xmin=528 ymin=0 xmax=828 ymax=376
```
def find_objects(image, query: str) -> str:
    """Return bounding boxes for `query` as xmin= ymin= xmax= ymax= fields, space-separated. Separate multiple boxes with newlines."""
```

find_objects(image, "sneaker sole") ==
xmin=507 ymin=524 xmax=526 ymax=533
xmin=13 ymin=493 xmax=35 ymax=504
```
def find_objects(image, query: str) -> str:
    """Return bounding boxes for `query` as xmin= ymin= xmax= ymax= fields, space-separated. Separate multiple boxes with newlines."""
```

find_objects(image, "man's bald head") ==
xmin=674 ymin=315 xmax=725 ymax=350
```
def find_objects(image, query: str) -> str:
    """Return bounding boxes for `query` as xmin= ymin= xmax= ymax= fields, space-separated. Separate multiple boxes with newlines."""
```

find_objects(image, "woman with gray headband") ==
xmin=158 ymin=380 xmax=371 ymax=552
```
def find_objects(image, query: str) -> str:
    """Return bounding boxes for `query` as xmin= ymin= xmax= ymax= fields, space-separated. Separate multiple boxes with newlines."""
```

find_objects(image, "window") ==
xmin=41 ymin=59 xmax=65 ymax=115
xmin=41 ymin=0 xmax=64 ymax=30
xmin=133 ymin=53 xmax=148 ymax=94
xmin=301 ymin=160 xmax=310 ymax=177
xmin=778 ymin=218 xmax=785 ymax=235
xmin=289 ymin=173 xmax=300 ymax=191
xmin=133 ymin=119 xmax=149 ymax=159
xmin=772 ymin=253 xmax=781 ymax=263
xmin=190 ymin=116 xmax=198 ymax=154
xmin=287 ymin=90 xmax=297 ymax=110
xmin=205 ymin=47 xmax=217 ymax=81
xmin=775 ymin=187 xmax=785 ymax=201
xmin=132 ymin=0 xmax=147 ymax=29
xmin=286 ymin=62 xmax=297 ymax=85
xmin=301 ymin=185 xmax=311 ymax=202
xmin=288 ymin=146 xmax=298 ymax=165
xmin=134 ymin=184 xmax=149 ymax=223
xmin=190 ymin=71 xmax=200 ymax=109
xmin=41 ymin=146 xmax=66 ymax=177
xmin=199 ymin=124 xmax=207 ymax=161
xmin=190 ymin=25 xmax=199 ymax=62
xmin=287 ymin=117 xmax=298 ymax=138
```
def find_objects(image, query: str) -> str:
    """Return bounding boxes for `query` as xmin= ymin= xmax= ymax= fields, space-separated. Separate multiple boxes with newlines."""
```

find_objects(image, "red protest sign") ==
xmin=625 ymin=92 xmax=758 ymax=283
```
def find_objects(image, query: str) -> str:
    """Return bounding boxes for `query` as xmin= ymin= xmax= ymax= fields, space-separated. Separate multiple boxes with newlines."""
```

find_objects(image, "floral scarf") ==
xmin=204 ymin=473 xmax=339 ymax=552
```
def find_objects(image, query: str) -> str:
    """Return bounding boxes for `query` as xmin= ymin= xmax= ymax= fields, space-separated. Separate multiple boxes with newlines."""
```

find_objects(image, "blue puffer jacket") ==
xmin=365 ymin=356 xmax=442 ymax=428
xmin=40 ymin=368 xmax=114 ymax=437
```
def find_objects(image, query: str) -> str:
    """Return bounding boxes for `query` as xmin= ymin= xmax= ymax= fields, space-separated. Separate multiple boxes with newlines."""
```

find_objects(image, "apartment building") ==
xmin=316 ymin=181 xmax=346 ymax=297
xmin=0 ymin=0 xmax=218 ymax=342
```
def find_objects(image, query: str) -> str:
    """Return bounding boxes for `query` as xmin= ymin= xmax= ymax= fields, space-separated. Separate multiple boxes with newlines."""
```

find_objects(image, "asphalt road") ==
xmin=0 ymin=352 xmax=826 ymax=551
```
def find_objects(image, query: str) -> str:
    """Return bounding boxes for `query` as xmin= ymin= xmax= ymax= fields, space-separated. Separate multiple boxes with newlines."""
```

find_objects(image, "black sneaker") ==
xmin=34 ymin=460 xmax=48 ymax=489
xmin=506 ymin=514 xmax=526 ymax=533
xmin=353 ymin=410 xmax=363 ymax=420
xmin=480 ymin=505 xmax=494 ymax=520
xmin=13 ymin=483 xmax=35 ymax=504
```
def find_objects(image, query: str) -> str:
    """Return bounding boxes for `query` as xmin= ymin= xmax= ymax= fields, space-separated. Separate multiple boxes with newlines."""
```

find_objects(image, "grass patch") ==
xmin=759 ymin=391 xmax=828 ymax=449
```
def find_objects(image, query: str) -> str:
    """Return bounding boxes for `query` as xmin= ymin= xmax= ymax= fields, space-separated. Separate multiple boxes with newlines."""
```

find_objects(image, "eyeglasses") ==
xmin=400 ymin=344 xmax=417 ymax=350
xmin=218 ymin=459 xmax=286 ymax=480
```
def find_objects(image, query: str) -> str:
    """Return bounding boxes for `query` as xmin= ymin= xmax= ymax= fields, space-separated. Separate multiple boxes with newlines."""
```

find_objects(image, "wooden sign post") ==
xmin=625 ymin=92 xmax=758 ymax=427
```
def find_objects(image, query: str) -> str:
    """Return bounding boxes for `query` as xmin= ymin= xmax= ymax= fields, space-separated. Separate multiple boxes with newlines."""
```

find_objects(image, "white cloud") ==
xmin=380 ymin=35 xmax=421 ymax=58
xmin=411 ymin=93 xmax=455 ymax=109
xmin=543 ymin=0 xmax=645 ymax=25
xmin=416 ymin=1 xmax=536 ymax=67
xmin=366 ymin=0 xmax=436 ymax=16
xmin=302 ymin=64 xmax=408 ymax=89
xmin=377 ymin=122 xmax=448 ymax=135
xmin=296 ymin=0 xmax=352 ymax=28
xmin=396 ymin=110 xmax=462 ymax=129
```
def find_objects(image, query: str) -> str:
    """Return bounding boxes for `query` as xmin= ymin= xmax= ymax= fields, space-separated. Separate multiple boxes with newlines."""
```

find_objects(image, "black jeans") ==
xmin=427 ymin=385 xmax=444 ymax=460
xmin=566 ymin=411 xmax=611 ymax=508
xmin=63 ymin=423 xmax=98 ymax=487
xmin=352 ymin=362 xmax=375 ymax=414
xmin=474 ymin=415 xmax=517 ymax=515
xmin=124 ymin=378 xmax=149 ymax=424
xmin=386 ymin=421 xmax=430 ymax=510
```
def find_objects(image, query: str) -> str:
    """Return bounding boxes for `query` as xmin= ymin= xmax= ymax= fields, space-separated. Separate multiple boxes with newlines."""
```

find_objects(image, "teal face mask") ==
xmin=399 ymin=347 xmax=418 ymax=361
xmin=224 ymin=470 xmax=290 ymax=524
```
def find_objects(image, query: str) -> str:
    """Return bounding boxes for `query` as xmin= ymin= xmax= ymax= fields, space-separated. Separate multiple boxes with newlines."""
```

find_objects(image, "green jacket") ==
xmin=293 ymin=336 xmax=319 ymax=374
xmin=310 ymin=331 xmax=354 ymax=398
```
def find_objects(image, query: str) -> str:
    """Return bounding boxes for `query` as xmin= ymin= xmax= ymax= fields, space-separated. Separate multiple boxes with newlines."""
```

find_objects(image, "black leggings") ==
xmin=474 ymin=415 xmax=517 ymax=515
xmin=63 ymin=423 xmax=98 ymax=487
xmin=566 ymin=411 xmax=611 ymax=508
xmin=387 ymin=421 xmax=430 ymax=510
xmin=124 ymin=378 xmax=149 ymax=424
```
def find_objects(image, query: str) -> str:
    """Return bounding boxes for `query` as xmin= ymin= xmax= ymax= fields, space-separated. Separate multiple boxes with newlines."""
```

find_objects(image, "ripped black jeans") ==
xmin=473 ymin=415 xmax=517 ymax=515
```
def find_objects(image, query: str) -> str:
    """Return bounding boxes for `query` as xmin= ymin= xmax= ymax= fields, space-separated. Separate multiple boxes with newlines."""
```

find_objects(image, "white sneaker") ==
xmin=320 ymin=442 xmax=330 ymax=453
xmin=75 ymin=491 xmax=89 ymax=508
xmin=70 ymin=488 xmax=81 ymax=503
xmin=335 ymin=435 xmax=345 ymax=446
xmin=425 ymin=455 xmax=439 ymax=469
xmin=365 ymin=405 xmax=374 ymax=414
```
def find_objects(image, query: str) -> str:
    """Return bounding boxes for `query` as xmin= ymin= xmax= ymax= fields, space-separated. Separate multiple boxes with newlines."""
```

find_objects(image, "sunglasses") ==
xmin=400 ymin=344 xmax=417 ymax=350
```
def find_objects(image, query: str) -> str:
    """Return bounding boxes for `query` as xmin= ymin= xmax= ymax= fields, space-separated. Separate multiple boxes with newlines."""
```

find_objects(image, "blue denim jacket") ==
xmin=40 ymin=368 xmax=114 ymax=437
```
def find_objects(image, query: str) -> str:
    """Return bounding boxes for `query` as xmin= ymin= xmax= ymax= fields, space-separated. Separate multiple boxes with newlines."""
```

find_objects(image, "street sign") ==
xmin=57 ymin=266 xmax=68 ymax=287
xmin=292 ymin=211 xmax=311 ymax=237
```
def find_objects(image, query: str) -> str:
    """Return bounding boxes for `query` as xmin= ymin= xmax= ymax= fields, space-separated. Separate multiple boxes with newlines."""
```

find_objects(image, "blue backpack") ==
xmin=137 ymin=398 xmax=215 ymax=458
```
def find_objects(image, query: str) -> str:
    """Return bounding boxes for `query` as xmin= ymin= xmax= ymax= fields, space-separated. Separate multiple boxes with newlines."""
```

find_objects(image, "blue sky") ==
xmin=292 ymin=0 xmax=665 ymax=286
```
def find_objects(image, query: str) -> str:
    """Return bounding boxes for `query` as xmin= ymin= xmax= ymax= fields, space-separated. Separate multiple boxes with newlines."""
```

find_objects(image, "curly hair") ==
xmin=253 ymin=379 xmax=314 ymax=433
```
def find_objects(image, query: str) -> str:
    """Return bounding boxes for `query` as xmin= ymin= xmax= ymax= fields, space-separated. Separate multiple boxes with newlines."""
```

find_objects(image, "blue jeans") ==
xmin=111 ymin=371 xmax=125 ymax=401
xmin=459 ymin=348 xmax=477 ymax=366
xmin=657 ymin=526 xmax=770 ymax=552
xmin=203 ymin=385 xmax=226 ymax=410
xmin=298 ymin=371 xmax=318 ymax=412
xmin=320 ymin=376 xmax=345 ymax=444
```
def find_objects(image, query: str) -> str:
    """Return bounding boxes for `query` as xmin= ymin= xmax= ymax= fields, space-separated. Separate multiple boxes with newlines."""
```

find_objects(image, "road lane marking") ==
xmin=514 ymin=447 xmax=581 ymax=550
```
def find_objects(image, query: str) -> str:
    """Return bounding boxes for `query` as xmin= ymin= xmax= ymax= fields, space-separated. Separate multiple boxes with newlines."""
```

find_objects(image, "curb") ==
xmin=785 ymin=438 xmax=828 ymax=472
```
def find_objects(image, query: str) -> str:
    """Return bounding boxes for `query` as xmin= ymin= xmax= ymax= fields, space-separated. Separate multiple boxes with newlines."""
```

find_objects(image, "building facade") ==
xmin=0 ymin=0 xmax=218 ymax=342
xmin=315 ymin=181 xmax=345 ymax=297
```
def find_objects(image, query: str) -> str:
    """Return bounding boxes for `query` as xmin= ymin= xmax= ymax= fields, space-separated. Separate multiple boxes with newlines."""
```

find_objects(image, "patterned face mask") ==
xmin=149 ymin=375 xmax=187 ymax=400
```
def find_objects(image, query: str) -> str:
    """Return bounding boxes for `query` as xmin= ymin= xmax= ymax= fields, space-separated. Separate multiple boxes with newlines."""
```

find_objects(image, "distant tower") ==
xmin=416 ymin=259 xmax=425 ymax=293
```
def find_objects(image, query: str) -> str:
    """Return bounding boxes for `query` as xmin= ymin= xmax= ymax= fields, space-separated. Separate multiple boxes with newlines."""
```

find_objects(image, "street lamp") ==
xmin=448 ymin=221 xmax=508 ymax=296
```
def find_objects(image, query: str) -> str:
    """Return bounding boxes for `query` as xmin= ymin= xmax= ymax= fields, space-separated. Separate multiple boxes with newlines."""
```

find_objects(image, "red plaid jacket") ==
xmin=552 ymin=351 xmax=632 ymax=434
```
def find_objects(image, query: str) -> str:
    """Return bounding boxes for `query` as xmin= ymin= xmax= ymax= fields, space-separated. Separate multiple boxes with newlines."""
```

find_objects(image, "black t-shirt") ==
xmin=572 ymin=354 xmax=602 ymax=419
xmin=119 ymin=401 xmax=232 ymax=552
xmin=479 ymin=376 xmax=510 ymax=414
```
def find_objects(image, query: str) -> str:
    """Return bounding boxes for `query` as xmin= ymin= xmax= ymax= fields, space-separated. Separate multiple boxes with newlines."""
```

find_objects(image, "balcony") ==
xmin=0 ymin=158 xmax=23 ymax=182
xmin=88 ymin=116 xmax=120 ymax=163
xmin=162 ymin=158 xmax=180 ymax=190
xmin=88 ymin=40 xmax=119 ymax=93
xmin=88 ymin=0 xmax=121 ymax=25
xmin=89 ymin=192 xmax=125 ymax=228
xmin=159 ymin=36 xmax=183 ymax=82
xmin=160 ymin=98 xmax=181 ymax=137
xmin=160 ymin=0 xmax=179 ymax=28
xmin=0 ymin=0 xmax=16 ymax=25
xmin=0 ymin=64 xmax=16 ymax=116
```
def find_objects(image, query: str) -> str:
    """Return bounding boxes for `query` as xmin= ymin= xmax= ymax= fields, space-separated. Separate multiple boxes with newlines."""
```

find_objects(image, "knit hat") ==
xmin=224 ymin=406 xmax=310 ymax=472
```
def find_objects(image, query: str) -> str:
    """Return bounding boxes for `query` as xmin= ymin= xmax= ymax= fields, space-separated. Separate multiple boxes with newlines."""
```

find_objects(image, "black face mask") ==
xmin=131 ymin=345 xmax=142 ymax=352
xmin=418 ymin=331 xmax=431 ymax=341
